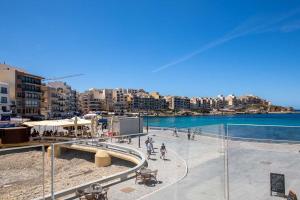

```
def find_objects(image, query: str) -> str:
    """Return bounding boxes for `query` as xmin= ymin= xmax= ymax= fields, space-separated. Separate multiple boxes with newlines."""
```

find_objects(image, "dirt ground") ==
xmin=0 ymin=148 xmax=133 ymax=200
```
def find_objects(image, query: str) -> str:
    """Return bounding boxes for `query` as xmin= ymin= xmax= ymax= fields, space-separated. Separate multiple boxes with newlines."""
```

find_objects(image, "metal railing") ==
xmin=1 ymin=133 xmax=147 ymax=200
xmin=36 ymin=138 xmax=147 ymax=200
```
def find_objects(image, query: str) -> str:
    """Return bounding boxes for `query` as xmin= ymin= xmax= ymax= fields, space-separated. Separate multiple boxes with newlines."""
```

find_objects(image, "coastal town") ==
xmin=0 ymin=63 xmax=293 ymax=120
xmin=1 ymin=1 xmax=300 ymax=200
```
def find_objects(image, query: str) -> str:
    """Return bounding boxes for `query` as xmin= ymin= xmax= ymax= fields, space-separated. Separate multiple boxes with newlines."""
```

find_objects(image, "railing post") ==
xmin=138 ymin=134 xmax=141 ymax=148
xmin=42 ymin=145 xmax=45 ymax=200
xmin=51 ymin=144 xmax=55 ymax=200
xmin=224 ymin=124 xmax=229 ymax=200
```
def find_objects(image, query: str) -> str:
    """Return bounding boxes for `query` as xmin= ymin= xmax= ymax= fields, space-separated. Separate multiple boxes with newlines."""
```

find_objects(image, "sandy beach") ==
xmin=0 ymin=149 xmax=133 ymax=200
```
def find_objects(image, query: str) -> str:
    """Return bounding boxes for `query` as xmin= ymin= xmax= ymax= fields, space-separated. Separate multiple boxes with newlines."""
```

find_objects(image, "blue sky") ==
xmin=1 ymin=0 xmax=300 ymax=108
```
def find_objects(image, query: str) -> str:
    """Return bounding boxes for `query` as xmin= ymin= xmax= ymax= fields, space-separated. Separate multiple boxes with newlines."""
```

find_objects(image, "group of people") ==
xmin=173 ymin=128 xmax=196 ymax=140
xmin=145 ymin=137 xmax=167 ymax=160
xmin=31 ymin=129 xmax=60 ymax=137
xmin=187 ymin=128 xmax=196 ymax=140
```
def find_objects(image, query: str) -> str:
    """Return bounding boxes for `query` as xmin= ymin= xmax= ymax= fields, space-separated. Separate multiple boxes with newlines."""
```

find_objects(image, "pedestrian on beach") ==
xmin=187 ymin=131 xmax=191 ymax=140
xmin=160 ymin=143 xmax=167 ymax=160
xmin=173 ymin=128 xmax=178 ymax=137
xmin=145 ymin=137 xmax=150 ymax=147
xmin=192 ymin=129 xmax=196 ymax=140
xmin=146 ymin=141 xmax=152 ymax=159
xmin=149 ymin=137 xmax=154 ymax=153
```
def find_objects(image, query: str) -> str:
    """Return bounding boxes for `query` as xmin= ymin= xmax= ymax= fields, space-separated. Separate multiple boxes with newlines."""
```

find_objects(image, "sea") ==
xmin=146 ymin=113 xmax=300 ymax=141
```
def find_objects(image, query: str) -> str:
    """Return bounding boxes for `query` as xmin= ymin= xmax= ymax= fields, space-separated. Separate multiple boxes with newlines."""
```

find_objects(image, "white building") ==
xmin=0 ymin=82 xmax=11 ymax=119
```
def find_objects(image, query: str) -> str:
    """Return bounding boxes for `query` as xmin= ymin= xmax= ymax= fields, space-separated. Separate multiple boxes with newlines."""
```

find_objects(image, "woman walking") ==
xmin=160 ymin=143 xmax=167 ymax=160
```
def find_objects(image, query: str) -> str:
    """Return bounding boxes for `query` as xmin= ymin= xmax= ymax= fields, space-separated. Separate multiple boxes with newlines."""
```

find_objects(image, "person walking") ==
xmin=173 ymin=128 xmax=178 ymax=137
xmin=160 ymin=143 xmax=167 ymax=160
xmin=191 ymin=129 xmax=196 ymax=140
xmin=145 ymin=137 xmax=150 ymax=148
xmin=146 ymin=141 xmax=152 ymax=159
xmin=187 ymin=129 xmax=191 ymax=140
xmin=149 ymin=137 xmax=154 ymax=153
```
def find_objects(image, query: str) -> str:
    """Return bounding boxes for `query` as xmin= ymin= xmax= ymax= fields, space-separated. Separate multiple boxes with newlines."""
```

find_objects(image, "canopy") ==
xmin=23 ymin=118 xmax=91 ymax=128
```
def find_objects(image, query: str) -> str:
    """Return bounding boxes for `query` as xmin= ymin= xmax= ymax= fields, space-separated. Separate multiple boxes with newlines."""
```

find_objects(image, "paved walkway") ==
xmin=140 ymin=130 xmax=226 ymax=200
xmin=136 ymin=130 xmax=300 ymax=200
xmin=107 ymin=132 xmax=187 ymax=200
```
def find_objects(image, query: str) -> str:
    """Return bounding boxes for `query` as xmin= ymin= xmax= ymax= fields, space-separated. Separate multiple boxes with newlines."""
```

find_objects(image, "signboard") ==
xmin=270 ymin=173 xmax=285 ymax=196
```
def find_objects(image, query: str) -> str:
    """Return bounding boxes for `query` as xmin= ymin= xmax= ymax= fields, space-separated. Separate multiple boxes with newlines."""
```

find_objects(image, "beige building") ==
xmin=79 ymin=89 xmax=102 ymax=114
xmin=112 ymin=88 xmax=126 ymax=114
xmin=239 ymin=95 xmax=269 ymax=106
xmin=0 ymin=82 xmax=11 ymax=119
xmin=41 ymin=85 xmax=60 ymax=119
xmin=190 ymin=97 xmax=213 ymax=111
xmin=165 ymin=96 xmax=190 ymax=111
xmin=225 ymin=94 xmax=238 ymax=107
xmin=150 ymin=91 xmax=161 ymax=99
xmin=127 ymin=92 xmax=167 ymax=112
xmin=45 ymin=82 xmax=78 ymax=118
xmin=0 ymin=64 xmax=43 ymax=117
xmin=79 ymin=88 xmax=115 ymax=114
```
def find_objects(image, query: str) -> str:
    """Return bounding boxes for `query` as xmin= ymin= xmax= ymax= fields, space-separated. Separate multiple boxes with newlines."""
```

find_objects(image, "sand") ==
xmin=0 ymin=149 xmax=133 ymax=200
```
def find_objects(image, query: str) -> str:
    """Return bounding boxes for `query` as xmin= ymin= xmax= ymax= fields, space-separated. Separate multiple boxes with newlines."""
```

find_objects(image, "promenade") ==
xmin=108 ymin=129 xmax=300 ymax=200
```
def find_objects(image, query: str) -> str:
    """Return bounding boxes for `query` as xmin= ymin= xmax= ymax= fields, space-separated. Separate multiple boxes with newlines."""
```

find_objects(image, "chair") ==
xmin=101 ymin=187 xmax=109 ymax=200
xmin=150 ymin=170 xmax=158 ymax=182
xmin=287 ymin=190 xmax=298 ymax=200
xmin=135 ymin=170 xmax=142 ymax=184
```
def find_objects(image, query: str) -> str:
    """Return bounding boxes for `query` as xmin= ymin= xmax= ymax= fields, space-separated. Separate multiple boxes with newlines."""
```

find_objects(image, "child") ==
xmin=160 ymin=143 xmax=167 ymax=160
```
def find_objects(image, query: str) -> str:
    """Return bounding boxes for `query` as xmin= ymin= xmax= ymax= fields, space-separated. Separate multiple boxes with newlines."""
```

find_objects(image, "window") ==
xmin=1 ymin=87 xmax=8 ymax=94
xmin=1 ymin=97 xmax=8 ymax=103
xmin=2 ymin=106 xmax=7 ymax=112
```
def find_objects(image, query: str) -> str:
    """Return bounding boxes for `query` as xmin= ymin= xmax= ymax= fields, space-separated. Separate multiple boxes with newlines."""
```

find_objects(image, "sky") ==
xmin=0 ymin=0 xmax=300 ymax=108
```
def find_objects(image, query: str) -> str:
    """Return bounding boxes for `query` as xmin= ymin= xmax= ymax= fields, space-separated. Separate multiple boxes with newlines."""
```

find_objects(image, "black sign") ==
xmin=270 ymin=173 xmax=285 ymax=196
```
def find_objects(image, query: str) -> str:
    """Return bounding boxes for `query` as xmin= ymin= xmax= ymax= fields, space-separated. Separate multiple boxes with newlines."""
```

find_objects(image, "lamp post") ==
xmin=146 ymin=108 xmax=149 ymax=133
xmin=138 ymin=111 xmax=141 ymax=148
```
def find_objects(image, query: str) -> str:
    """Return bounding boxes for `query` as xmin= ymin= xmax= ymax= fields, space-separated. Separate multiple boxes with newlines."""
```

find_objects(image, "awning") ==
xmin=22 ymin=118 xmax=91 ymax=128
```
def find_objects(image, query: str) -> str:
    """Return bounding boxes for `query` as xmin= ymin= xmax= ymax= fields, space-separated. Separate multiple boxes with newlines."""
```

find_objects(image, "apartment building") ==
xmin=41 ymin=85 xmax=60 ymax=119
xmin=165 ymin=96 xmax=190 ymax=111
xmin=128 ymin=92 xmax=167 ymax=112
xmin=190 ymin=97 xmax=213 ymax=111
xmin=101 ymin=89 xmax=114 ymax=111
xmin=225 ymin=94 xmax=238 ymax=107
xmin=0 ymin=82 xmax=11 ymax=120
xmin=46 ymin=82 xmax=78 ymax=117
xmin=112 ymin=88 xmax=126 ymax=114
xmin=0 ymin=64 xmax=43 ymax=117
xmin=124 ymin=89 xmax=145 ymax=95
xmin=79 ymin=89 xmax=104 ymax=114
xmin=239 ymin=95 xmax=269 ymax=106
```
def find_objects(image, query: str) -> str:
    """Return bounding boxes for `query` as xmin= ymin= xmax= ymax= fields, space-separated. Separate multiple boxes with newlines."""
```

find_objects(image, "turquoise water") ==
xmin=146 ymin=113 xmax=300 ymax=141
xmin=146 ymin=113 xmax=300 ymax=128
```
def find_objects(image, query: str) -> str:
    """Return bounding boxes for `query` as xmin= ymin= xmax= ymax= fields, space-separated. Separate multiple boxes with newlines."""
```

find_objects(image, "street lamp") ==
xmin=138 ymin=111 xmax=141 ymax=148
xmin=146 ymin=108 xmax=149 ymax=133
